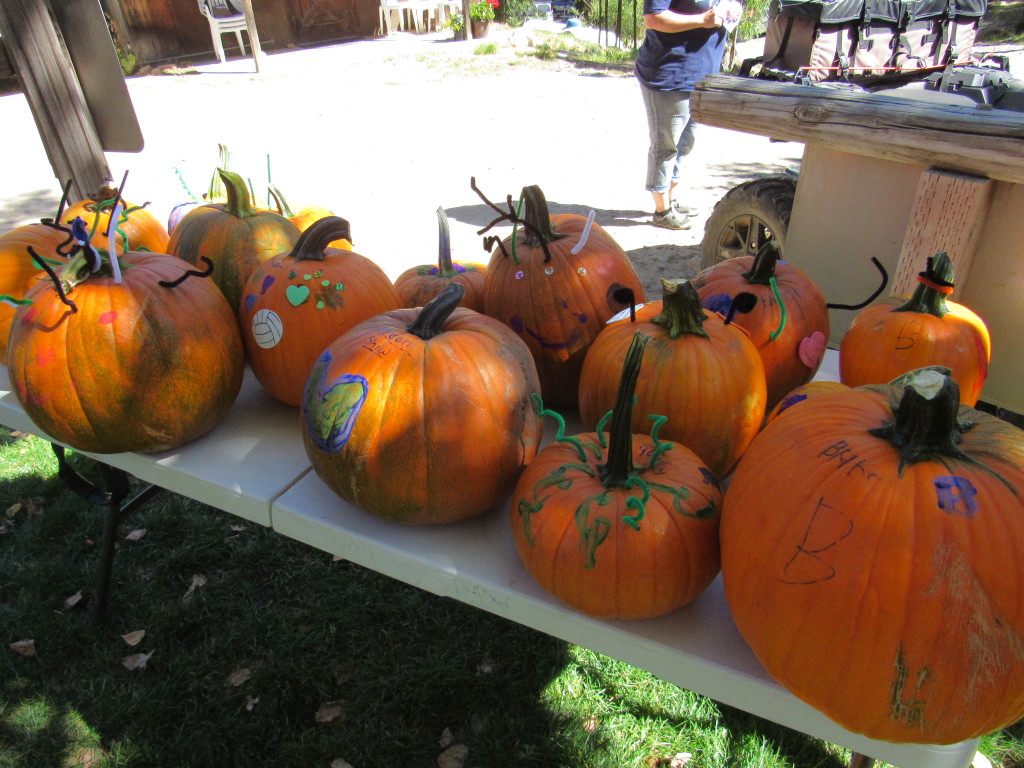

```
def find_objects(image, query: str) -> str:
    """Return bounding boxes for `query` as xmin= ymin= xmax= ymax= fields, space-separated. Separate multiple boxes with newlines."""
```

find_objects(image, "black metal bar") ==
xmin=49 ymin=443 xmax=164 ymax=625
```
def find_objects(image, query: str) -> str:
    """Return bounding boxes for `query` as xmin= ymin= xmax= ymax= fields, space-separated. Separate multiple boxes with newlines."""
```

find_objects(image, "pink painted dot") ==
xmin=98 ymin=311 xmax=118 ymax=325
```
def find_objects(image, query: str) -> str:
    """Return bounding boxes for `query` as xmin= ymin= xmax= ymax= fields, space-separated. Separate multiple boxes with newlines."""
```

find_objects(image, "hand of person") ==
xmin=698 ymin=7 xmax=725 ymax=27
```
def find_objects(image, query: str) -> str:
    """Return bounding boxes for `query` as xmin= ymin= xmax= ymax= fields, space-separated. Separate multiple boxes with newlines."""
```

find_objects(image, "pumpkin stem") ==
xmin=291 ymin=216 xmax=352 ymax=263
xmin=598 ymin=331 xmax=650 ymax=488
xmin=267 ymin=184 xmax=295 ymax=218
xmin=743 ymin=239 xmax=781 ymax=285
xmin=517 ymin=185 xmax=568 ymax=255
xmin=894 ymin=251 xmax=955 ymax=317
xmin=868 ymin=369 xmax=971 ymax=474
xmin=219 ymin=169 xmax=255 ymax=219
xmin=407 ymin=282 xmax=465 ymax=341
xmin=469 ymin=178 xmax=564 ymax=263
xmin=435 ymin=207 xmax=464 ymax=277
xmin=209 ymin=143 xmax=231 ymax=201
xmin=651 ymin=278 xmax=710 ymax=340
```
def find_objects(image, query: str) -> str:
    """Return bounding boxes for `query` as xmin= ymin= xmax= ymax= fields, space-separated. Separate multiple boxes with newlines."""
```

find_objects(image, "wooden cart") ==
xmin=692 ymin=73 xmax=1024 ymax=414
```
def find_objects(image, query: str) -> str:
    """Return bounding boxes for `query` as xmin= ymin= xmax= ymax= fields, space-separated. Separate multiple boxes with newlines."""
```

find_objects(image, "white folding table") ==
xmin=0 ymin=356 xmax=983 ymax=768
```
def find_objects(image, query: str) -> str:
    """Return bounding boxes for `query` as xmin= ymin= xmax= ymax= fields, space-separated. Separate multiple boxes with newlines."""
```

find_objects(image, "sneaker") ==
xmin=652 ymin=208 xmax=692 ymax=230
xmin=673 ymin=201 xmax=700 ymax=217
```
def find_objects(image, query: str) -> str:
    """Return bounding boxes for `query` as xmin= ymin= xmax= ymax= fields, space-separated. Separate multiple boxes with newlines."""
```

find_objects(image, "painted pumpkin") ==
xmin=0 ymin=222 xmax=71 ymax=359
xmin=481 ymin=183 xmax=645 ymax=409
xmin=62 ymin=184 xmax=170 ymax=255
xmin=240 ymin=216 xmax=402 ymax=407
xmin=578 ymin=278 xmax=767 ymax=478
xmin=764 ymin=380 xmax=849 ymax=424
xmin=395 ymin=207 xmax=486 ymax=312
xmin=839 ymin=251 xmax=990 ymax=406
xmin=693 ymin=239 xmax=830 ymax=411
xmin=720 ymin=369 xmax=1024 ymax=743
xmin=7 ymin=241 xmax=244 ymax=454
xmin=167 ymin=169 xmax=300 ymax=310
xmin=511 ymin=331 xmax=723 ymax=619
xmin=301 ymin=282 xmax=543 ymax=525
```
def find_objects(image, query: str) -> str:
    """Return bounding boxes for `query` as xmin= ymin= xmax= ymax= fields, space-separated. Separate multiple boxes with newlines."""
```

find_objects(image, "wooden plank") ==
xmin=891 ymin=170 xmax=995 ymax=297
xmin=781 ymin=145 xmax=925 ymax=347
xmin=0 ymin=0 xmax=110 ymax=201
xmin=957 ymin=182 xmax=1024 ymax=413
xmin=691 ymin=74 xmax=1024 ymax=185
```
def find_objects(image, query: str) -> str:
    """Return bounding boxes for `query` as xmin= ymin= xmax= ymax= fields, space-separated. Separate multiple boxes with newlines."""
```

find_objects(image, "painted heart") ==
xmin=798 ymin=331 xmax=827 ymax=369
xmin=286 ymin=284 xmax=310 ymax=307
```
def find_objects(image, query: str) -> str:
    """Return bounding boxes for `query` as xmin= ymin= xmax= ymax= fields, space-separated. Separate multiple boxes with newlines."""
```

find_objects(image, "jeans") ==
xmin=641 ymin=84 xmax=698 ymax=194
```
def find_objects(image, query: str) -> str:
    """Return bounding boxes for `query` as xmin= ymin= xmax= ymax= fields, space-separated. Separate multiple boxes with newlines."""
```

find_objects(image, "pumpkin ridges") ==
xmin=580 ymin=298 xmax=766 ymax=478
xmin=303 ymin=296 xmax=542 ymax=525
xmin=722 ymin=381 xmax=1024 ymax=742
xmin=10 ymin=251 xmax=243 ymax=453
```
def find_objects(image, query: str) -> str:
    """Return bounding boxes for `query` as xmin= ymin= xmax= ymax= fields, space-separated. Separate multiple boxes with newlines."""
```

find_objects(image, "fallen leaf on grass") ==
xmin=182 ymin=574 xmax=207 ymax=600
xmin=225 ymin=666 xmax=252 ymax=687
xmin=583 ymin=714 xmax=599 ymax=733
xmin=10 ymin=639 xmax=36 ymax=657
xmin=4 ymin=502 xmax=21 ymax=518
xmin=70 ymin=746 xmax=104 ymax=767
xmin=330 ymin=760 xmax=354 ymax=768
xmin=439 ymin=728 xmax=456 ymax=748
xmin=245 ymin=695 xmax=259 ymax=712
xmin=316 ymin=700 xmax=347 ymax=726
xmin=124 ymin=528 xmax=146 ymax=541
xmin=122 ymin=652 xmax=152 ymax=671
xmin=647 ymin=754 xmax=693 ymax=768
xmin=121 ymin=630 xmax=146 ymax=646
xmin=437 ymin=743 xmax=468 ymax=768
xmin=476 ymin=654 xmax=495 ymax=674
xmin=64 ymin=590 xmax=84 ymax=609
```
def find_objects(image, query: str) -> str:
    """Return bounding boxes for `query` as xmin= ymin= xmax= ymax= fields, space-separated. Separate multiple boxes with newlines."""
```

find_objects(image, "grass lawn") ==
xmin=3 ymin=426 xmax=1024 ymax=768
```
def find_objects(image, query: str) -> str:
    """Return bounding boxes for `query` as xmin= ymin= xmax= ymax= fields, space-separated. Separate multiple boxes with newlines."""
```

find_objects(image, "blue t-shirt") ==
xmin=634 ymin=0 xmax=727 ymax=91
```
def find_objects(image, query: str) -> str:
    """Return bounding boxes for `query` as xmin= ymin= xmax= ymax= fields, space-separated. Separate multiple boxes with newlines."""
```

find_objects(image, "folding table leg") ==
xmin=51 ymin=444 xmax=164 ymax=625
xmin=849 ymin=753 xmax=874 ymax=768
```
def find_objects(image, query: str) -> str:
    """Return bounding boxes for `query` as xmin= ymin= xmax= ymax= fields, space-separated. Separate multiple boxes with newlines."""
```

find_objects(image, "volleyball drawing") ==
xmin=252 ymin=308 xmax=284 ymax=349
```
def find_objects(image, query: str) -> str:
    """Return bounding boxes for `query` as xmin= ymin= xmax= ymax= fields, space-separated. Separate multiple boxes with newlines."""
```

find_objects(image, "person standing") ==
xmin=636 ymin=0 xmax=729 ymax=230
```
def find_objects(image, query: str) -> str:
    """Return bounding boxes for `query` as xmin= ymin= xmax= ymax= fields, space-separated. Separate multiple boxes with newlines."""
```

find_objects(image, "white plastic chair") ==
xmin=379 ymin=0 xmax=407 ymax=34
xmin=197 ymin=0 xmax=249 ymax=63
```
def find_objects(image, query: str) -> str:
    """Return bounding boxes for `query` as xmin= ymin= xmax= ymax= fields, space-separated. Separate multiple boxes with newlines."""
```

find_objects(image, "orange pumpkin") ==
xmin=511 ymin=331 xmax=723 ymax=619
xmin=764 ymin=380 xmax=849 ymax=424
xmin=839 ymin=251 xmax=990 ymax=406
xmin=301 ymin=283 xmax=543 ymax=525
xmin=481 ymin=183 xmax=645 ymax=409
xmin=721 ymin=369 xmax=1024 ymax=744
xmin=240 ymin=216 xmax=402 ymax=407
xmin=578 ymin=278 xmax=767 ymax=478
xmin=7 ymin=242 xmax=244 ymax=454
xmin=1 ymin=222 xmax=71 ymax=359
xmin=62 ymin=184 xmax=170 ymax=254
xmin=395 ymin=207 xmax=487 ymax=312
xmin=693 ymin=240 xmax=830 ymax=410
xmin=168 ymin=169 xmax=300 ymax=310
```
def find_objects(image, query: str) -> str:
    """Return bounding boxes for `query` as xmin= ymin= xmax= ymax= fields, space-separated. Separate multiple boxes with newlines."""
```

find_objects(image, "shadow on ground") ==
xmin=0 ymin=188 xmax=65 ymax=231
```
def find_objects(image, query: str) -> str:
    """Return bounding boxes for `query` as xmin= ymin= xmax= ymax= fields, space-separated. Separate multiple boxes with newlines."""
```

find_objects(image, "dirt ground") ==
xmin=0 ymin=29 xmax=805 ymax=300
xmin=1 ymin=27 xmax=1019 ymax=299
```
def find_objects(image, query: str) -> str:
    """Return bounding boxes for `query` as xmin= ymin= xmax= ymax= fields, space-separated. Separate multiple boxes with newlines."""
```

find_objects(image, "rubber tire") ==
xmin=700 ymin=175 xmax=797 ymax=270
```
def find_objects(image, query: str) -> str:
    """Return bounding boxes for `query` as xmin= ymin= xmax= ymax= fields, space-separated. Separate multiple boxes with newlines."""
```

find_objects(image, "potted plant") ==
xmin=442 ymin=10 xmax=466 ymax=39
xmin=469 ymin=0 xmax=498 ymax=37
